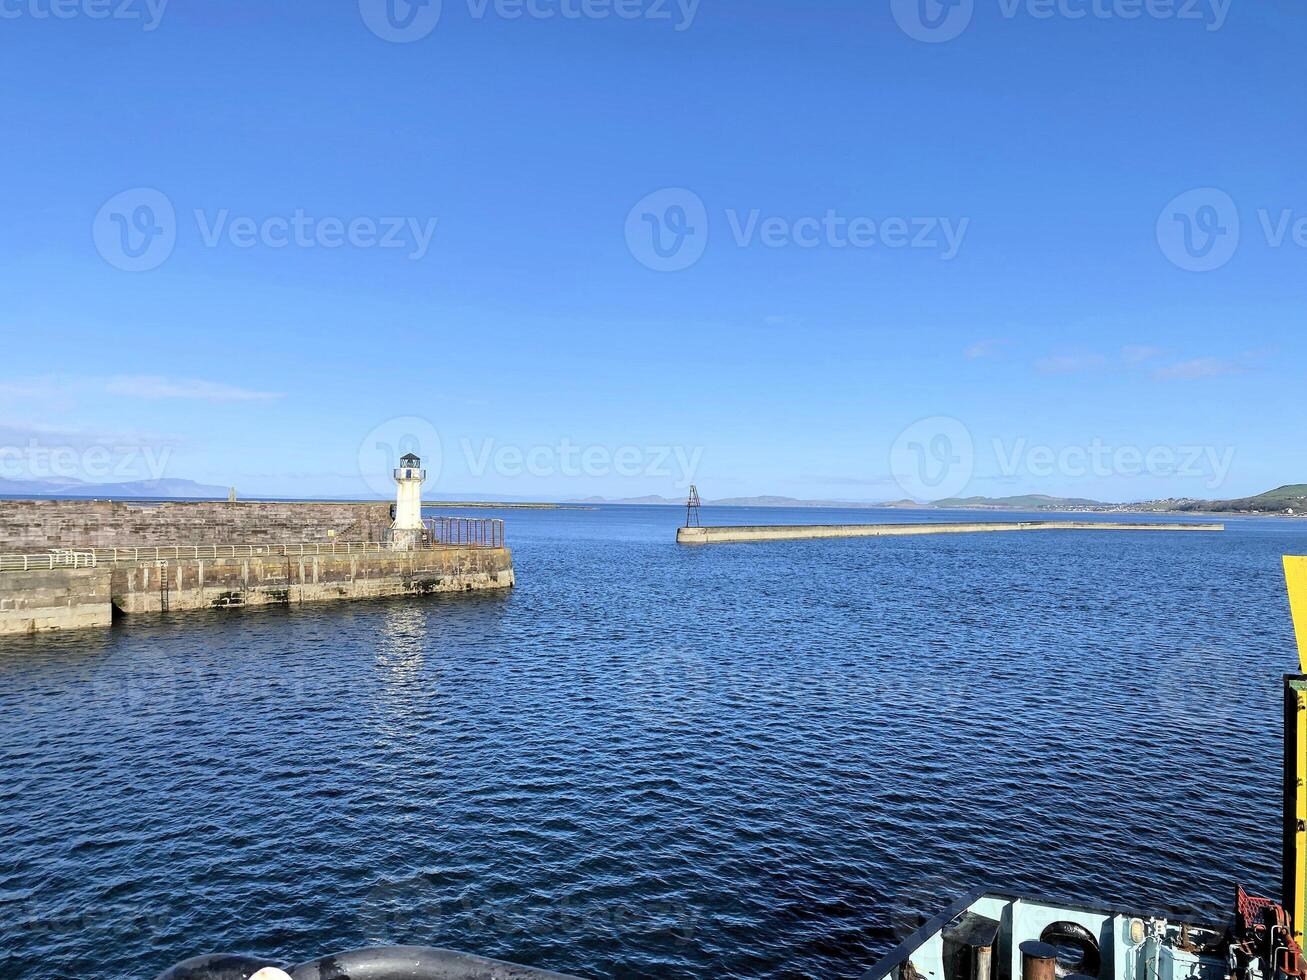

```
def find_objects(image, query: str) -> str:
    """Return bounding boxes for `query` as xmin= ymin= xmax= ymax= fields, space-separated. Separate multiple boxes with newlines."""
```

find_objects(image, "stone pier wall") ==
xmin=110 ymin=547 xmax=515 ymax=615
xmin=0 ymin=547 xmax=514 ymax=635
xmin=0 ymin=567 xmax=114 ymax=635
xmin=0 ymin=499 xmax=394 ymax=551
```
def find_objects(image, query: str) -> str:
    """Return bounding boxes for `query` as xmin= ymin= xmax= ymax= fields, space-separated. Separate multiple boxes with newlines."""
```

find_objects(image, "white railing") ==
xmin=89 ymin=541 xmax=400 ymax=563
xmin=0 ymin=551 xmax=97 ymax=571
xmin=0 ymin=542 xmax=389 ymax=571
xmin=0 ymin=526 xmax=507 ymax=573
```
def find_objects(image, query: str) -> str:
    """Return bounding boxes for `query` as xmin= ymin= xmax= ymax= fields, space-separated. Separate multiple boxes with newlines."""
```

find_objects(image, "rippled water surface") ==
xmin=2 ymin=506 xmax=1305 ymax=979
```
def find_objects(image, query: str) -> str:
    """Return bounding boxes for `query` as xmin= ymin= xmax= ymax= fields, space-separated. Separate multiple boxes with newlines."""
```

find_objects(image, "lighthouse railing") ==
xmin=422 ymin=517 xmax=505 ymax=550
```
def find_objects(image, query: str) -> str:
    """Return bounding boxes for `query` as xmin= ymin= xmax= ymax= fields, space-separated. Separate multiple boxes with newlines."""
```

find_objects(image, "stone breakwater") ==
xmin=676 ymin=520 xmax=1226 ymax=544
xmin=0 ymin=500 xmax=516 ymax=636
xmin=0 ymin=547 xmax=515 ymax=636
xmin=0 ymin=499 xmax=394 ymax=551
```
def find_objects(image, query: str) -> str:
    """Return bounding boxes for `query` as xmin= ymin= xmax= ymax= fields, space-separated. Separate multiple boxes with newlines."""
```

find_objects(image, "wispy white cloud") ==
xmin=1035 ymin=353 xmax=1110 ymax=374
xmin=0 ymin=420 xmax=129 ymax=447
xmin=1035 ymin=345 xmax=1255 ymax=381
xmin=1121 ymin=345 xmax=1165 ymax=366
xmin=965 ymin=339 xmax=1011 ymax=360
xmin=1153 ymin=357 xmax=1247 ymax=381
xmin=0 ymin=420 xmax=182 ymax=486
xmin=0 ymin=377 xmax=65 ymax=398
xmin=0 ymin=417 xmax=180 ymax=447
xmin=103 ymin=376 xmax=283 ymax=401
xmin=1 ymin=374 xmax=282 ymax=403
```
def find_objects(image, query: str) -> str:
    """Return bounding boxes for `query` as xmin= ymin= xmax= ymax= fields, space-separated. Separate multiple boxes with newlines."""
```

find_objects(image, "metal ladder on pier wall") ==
xmin=156 ymin=560 xmax=169 ymax=613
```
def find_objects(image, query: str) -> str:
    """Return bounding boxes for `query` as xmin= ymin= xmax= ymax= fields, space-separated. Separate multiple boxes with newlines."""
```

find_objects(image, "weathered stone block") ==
xmin=0 ymin=567 xmax=113 ymax=636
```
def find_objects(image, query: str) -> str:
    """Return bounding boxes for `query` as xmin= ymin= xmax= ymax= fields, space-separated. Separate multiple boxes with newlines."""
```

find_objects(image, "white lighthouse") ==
xmin=391 ymin=452 xmax=426 ymax=549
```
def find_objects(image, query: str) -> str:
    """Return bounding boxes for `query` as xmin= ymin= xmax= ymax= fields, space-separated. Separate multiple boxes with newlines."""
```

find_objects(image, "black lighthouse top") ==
xmin=399 ymin=453 xmax=421 ymax=467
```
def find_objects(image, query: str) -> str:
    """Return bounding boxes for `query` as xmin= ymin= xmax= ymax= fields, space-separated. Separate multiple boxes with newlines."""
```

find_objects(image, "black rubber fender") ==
xmin=1039 ymin=921 xmax=1102 ymax=977
xmin=288 ymin=946 xmax=582 ymax=979
xmin=155 ymin=946 xmax=583 ymax=980
xmin=154 ymin=953 xmax=283 ymax=980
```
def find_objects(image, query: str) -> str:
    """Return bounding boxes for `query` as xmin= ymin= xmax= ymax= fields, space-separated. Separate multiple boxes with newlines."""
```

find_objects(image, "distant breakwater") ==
xmin=676 ymin=520 xmax=1225 ymax=544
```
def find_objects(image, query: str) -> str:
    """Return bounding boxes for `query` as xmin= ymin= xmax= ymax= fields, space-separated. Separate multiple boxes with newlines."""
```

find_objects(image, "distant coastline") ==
xmin=577 ymin=485 xmax=1307 ymax=518
xmin=4 ymin=476 xmax=1302 ymax=518
xmin=0 ymin=490 xmax=591 ymax=511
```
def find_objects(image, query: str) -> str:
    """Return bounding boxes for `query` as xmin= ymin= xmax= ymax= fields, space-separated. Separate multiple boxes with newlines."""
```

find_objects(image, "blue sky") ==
xmin=0 ymin=0 xmax=1301 ymax=502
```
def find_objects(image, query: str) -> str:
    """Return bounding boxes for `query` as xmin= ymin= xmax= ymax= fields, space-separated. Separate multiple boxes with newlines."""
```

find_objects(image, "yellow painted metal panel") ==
xmin=1296 ymin=687 xmax=1307 ymax=945
xmin=1285 ymin=557 xmax=1307 ymax=673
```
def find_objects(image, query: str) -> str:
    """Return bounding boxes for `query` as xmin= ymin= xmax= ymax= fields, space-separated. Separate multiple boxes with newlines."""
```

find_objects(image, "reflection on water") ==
xmin=378 ymin=605 xmax=432 ymax=681
xmin=1 ymin=506 xmax=1305 ymax=980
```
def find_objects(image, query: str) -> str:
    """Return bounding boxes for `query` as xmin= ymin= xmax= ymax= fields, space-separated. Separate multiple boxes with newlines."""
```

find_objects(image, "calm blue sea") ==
xmin=2 ymin=506 xmax=1305 ymax=979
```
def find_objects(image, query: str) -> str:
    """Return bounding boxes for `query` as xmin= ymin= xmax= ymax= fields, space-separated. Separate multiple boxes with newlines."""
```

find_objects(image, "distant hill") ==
xmin=1258 ymin=484 xmax=1307 ymax=502
xmin=932 ymin=486 xmax=1307 ymax=515
xmin=571 ymin=486 xmax=1307 ymax=517
xmin=573 ymin=494 xmax=913 ymax=508
xmin=931 ymin=493 xmax=1105 ymax=510
xmin=1227 ymin=484 xmax=1307 ymax=509
xmin=932 ymin=488 xmax=1306 ymax=515
xmin=1141 ymin=484 xmax=1307 ymax=515
xmin=0 ymin=477 xmax=84 ymax=495
xmin=0 ymin=476 xmax=231 ymax=499
xmin=710 ymin=495 xmax=912 ymax=508
xmin=575 ymin=494 xmax=683 ymax=505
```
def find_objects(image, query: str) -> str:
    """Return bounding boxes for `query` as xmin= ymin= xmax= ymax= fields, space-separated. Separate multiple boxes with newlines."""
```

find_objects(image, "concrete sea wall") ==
xmin=676 ymin=521 xmax=1226 ymax=544
xmin=0 ymin=499 xmax=394 ymax=551
xmin=111 ymin=547 xmax=515 ymax=614
xmin=0 ymin=548 xmax=514 ymax=635
xmin=0 ymin=567 xmax=114 ymax=634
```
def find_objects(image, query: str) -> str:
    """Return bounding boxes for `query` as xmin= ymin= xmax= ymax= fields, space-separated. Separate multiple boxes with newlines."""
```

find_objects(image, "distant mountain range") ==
xmin=573 ymin=494 xmax=907 ymax=508
xmin=3 ymin=479 xmax=1302 ymax=516
xmin=576 ymin=485 xmax=1307 ymax=516
xmin=930 ymin=493 xmax=1103 ymax=509
xmin=0 ymin=476 xmax=231 ymax=499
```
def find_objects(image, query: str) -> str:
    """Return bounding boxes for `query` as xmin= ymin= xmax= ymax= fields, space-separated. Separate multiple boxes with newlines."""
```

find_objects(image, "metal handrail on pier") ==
xmin=424 ymin=517 xmax=505 ymax=549
xmin=0 ymin=551 xmax=98 ymax=571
